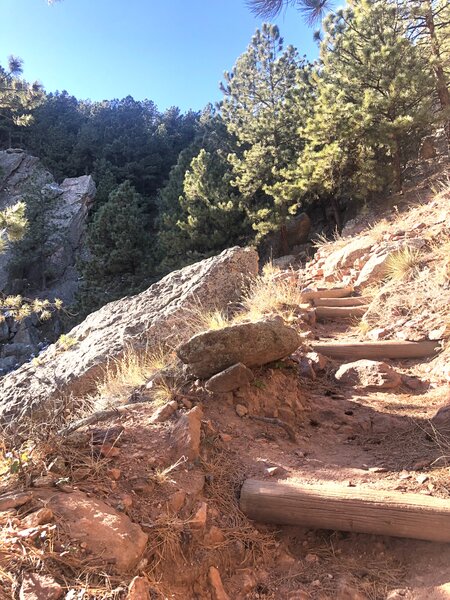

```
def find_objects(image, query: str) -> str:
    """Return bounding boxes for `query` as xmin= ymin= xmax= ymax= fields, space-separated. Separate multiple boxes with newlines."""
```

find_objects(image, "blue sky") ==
xmin=1 ymin=0 xmax=319 ymax=112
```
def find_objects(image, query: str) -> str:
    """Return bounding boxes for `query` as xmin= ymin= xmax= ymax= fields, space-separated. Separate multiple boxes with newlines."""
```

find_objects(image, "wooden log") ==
xmin=300 ymin=287 xmax=354 ymax=301
xmin=313 ymin=297 xmax=370 ymax=307
xmin=311 ymin=340 xmax=441 ymax=360
xmin=315 ymin=306 xmax=369 ymax=320
xmin=240 ymin=479 xmax=450 ymax=542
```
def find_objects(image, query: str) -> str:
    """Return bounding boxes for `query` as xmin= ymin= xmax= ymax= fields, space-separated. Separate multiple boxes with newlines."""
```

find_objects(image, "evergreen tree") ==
xmin=79 ymin=181 xmax=151 ymax=313
xmin=221 ymin=24 xmax=311 ymax=247
xmin=0 ymin=56 xmax=44 ymax=148
xmin=277 ymin=0 xmax=433 ymax=219
xmin=403 ymin=0 xmax=450 ymax=151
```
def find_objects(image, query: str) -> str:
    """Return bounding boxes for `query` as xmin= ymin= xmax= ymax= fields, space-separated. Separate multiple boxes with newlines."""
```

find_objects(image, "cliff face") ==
xmin=0 ymin=148 xmax=96 ymax=303
xmin=0 ymin=148 xmax=96 ymax=374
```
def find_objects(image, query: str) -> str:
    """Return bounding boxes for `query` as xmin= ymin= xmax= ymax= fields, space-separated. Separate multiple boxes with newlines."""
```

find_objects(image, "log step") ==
xmin=311 ymin=340 xmax=441 ymax=360
xmin=315 ymin=306 xmax=369 ymax=320
xmin=300 ymin=287 xmax=354 ymax=301
xmin=240 ymin=479 xmax=450 ymax=543
xmin=313 ymin=297 xmax=370 ymax=307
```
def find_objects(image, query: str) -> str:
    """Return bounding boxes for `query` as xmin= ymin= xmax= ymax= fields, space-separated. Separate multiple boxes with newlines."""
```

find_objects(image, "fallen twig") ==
xmin=58 ymin=401 xmax=152 ymax=437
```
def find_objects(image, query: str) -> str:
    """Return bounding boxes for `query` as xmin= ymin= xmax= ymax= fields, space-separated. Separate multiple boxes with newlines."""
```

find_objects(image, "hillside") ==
xmin=0 ymin=165 xmax=449 ymax=599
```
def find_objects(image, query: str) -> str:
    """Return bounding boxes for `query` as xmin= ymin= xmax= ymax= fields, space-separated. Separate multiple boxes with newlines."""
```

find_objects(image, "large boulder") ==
xmin=177 ymin=317 xmax=301 ymax=379
xmin=0 ymin=247 xmax=258 ymax=419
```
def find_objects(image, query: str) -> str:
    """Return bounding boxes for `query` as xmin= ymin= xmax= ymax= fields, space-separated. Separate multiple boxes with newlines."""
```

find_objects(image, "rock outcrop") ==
xmin=0 ymin=246 xmax=258 ymax=419
xmin=0 ymin=149 xmax=96 ymax=303
xmin=177 ymin=317 xmax=301 ymax=379
xmin=0 ymin=149 xmax=96 ymax=373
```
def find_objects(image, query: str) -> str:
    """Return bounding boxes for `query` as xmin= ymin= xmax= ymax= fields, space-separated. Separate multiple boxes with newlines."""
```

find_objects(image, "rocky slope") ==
xmin=0 ymin=164 xmax=449 ymax=600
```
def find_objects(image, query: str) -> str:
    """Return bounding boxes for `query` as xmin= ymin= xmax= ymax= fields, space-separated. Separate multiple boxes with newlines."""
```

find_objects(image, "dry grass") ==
xmin=98 ymin=344 xmax=174 ymax=400
xmin=238 ymin=269 xmax=305 ymax=323
xmin=149 ymin=456 xmax=187 ymax=485
xmin=384 ymin=247 xmax=422 ymax=281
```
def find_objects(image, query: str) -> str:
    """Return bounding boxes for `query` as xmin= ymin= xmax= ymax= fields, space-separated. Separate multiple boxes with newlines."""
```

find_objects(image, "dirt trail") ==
xmin=261 ymin=290 xmax=450 ymax=599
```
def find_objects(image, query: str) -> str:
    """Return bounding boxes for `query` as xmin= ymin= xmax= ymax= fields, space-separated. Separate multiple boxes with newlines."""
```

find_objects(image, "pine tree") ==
xmin=0 ymin=56 xmax=44 ymax=148
xmin=403 ymin=0 xmax=450 ymax=151
xmin=277 ymin=0 xmax=433 ymax=218
xmin=79 ymin=181 xmax=151 ymax=313
xmin=220 ymin=24 xmax=311 ymax=247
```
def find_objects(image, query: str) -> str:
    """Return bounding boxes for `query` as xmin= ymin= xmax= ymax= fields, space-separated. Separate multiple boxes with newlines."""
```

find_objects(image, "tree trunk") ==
xmin=425 ymin=2 xmax=450 ymax=154
xmin=279 ymin=222 xmax=289 ymax=255
xmin=392 ymin=135 xmax=403 ymax=193
xmin=240 ymin=479 xmax=450 ymax=543
xmin=330 ymin=196 xmax=342 ymax=231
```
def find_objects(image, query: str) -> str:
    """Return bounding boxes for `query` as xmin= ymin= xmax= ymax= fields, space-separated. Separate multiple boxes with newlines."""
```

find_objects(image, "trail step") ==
xmin=315 ymin=306 xmax=368 ymax=320
xmin=300 ymin=286 xmax=354 ymax=301
xmin=240 ymin=478 xmax=450 ymax=543
xmin=313 ymin=297 xmax=370 ymax=307
xmin=311 ymin=340 xmax=441 ymax=360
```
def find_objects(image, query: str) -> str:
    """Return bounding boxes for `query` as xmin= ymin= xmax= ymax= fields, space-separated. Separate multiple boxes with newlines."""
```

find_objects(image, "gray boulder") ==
xmin=0 ymin=246 xmax=258 ymax=420
xmin=177 ymin=317 xmax=301 ymax=379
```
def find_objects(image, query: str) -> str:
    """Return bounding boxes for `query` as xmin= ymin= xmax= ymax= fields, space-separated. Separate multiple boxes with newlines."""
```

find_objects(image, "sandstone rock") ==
xmin=0 ymin=490 xmax=32 ymax=511
xmin=127 ymin=577 xmax=151 ymax=600
xmin=335 ymin=360 xmax=401 ymax=389
xmin=0 ymin=246 xmax=258 ymax=420
xmin=168 ymin=490 xmax=186 ymax=513
xmin=177 ymin=318 xmax=300 ymax=379
xmin=235 ymin=404 xmax=248 ymax=417
xmin=19 ymin=573 xmax=63 ymax=600
xmin=306 ymin=351 xmax=328 ymax=372
xmin=204 ymin=525 xmax=225 ymax=545
xmin=206 ymin=363 xmax=254 ymax=393
xmin=171 ymin=405 xmax=203 ymax=461
xmin=431 ymin=404 xmax=450 ymax=431
xmin=150 ymin=400 xmax=178 ymax=423
xmin=190 ymin=501 xmax=208 ymax=530
xmin=209 ymin=566 xmax=230 ymax=600
xmin=322 ymin=237 xmax=374 ymax=278
xmin=355 ymin=253 xmax=390 ymax=287
xmin=34 ymin=489 xmax=148 ymax=573
xmin=21 ymin=508 xmax=53 ymax=528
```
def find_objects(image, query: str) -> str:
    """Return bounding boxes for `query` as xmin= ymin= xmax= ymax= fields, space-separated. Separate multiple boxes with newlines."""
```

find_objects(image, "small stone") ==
xmin=206 ymin=363 xmax=254 ymax=393
xmin=19 ymin=573 xmax=63 ymax=600
xmin=121 ymin=494 xmax=133 ymax=509
xmin=208 ymin=566 xmax=230 ymax=600
xmin=266 ymin=466 xmax=283 ymax=477
xmin=219 ymin=433 xmax=232 ymax=443
xmin=126 ymin=576 xmax=151 ymax=600
xmin=168 ymin=490 xmax=186 ymax=513
xmin=190 ymin=502 xmax=207 ymax=530
xmin=305 ymin=553 xmax=319 ymax=563
xmin=100 ymin=445 xmax=120 ymax=458
xmin=429 ymin=326 xmax=446 ymax=341
xmin=171 ymin=405 xmax=203 ymax=461
xmin=235 ymin=404 xmax=248 ymax=417
xmin=109 ymin=468 xmax=121 ymax=481
xmin=416 ymin=474 xmax=429 ymax=484
xmin=150 ymin=400 xmax=178 ymax=423
xmin=21 ymin=508 xmax=53 ymax=528
xmin=204 ymin=525 xmax=225 ymax=546
xmin=335 ymin=360 xmax=401 ymax=390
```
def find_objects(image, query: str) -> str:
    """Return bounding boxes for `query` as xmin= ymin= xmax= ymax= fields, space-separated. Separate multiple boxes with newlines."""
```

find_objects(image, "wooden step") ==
xmin=313 ymin=297 xmax=370 ymax=307
xmin=300 ymin=286 xmax=354 ymax=301
xmin=240 ymin=479 xmax=450 ymax=543
xmin=315 ymin=306 xmax=369 ymax=320
xmin=311 ymin=340 xmax=441 ymax=360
